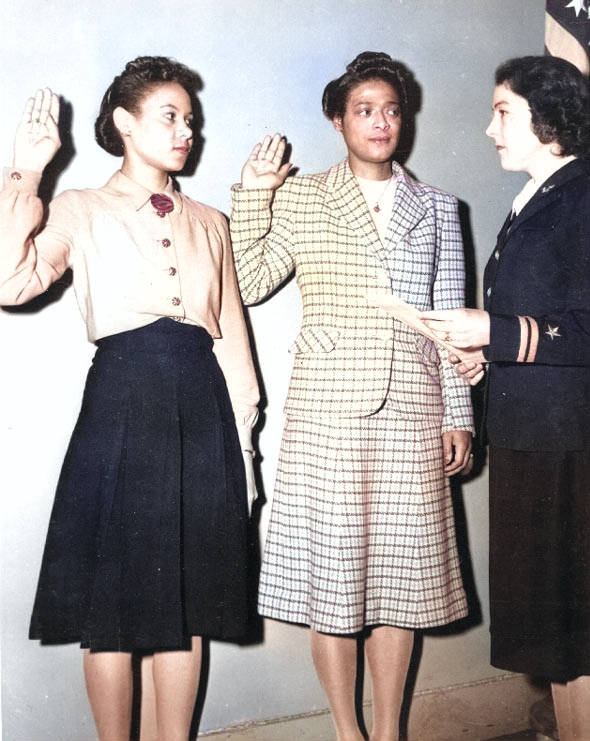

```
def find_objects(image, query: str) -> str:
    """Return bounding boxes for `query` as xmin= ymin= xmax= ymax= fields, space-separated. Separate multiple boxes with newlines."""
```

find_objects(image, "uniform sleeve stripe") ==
xmin=517 ymin=315 xmax=539 ymax=362
xmin=526 ymin=317 xmax=539 ymax=362
xmin=516 ymin=316 xmax=531 ymax=363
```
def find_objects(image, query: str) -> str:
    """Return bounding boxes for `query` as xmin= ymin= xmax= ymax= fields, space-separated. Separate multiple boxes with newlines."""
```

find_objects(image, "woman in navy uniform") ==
xmin=423 ymin=56 xmax=590 ymax=741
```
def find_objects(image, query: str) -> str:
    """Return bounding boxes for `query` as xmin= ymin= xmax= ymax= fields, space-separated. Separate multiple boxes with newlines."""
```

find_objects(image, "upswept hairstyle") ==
xmin=322 ymin=51 xmax=418 ymax=123
xmin=321 ymin=51 xmax=420 ymax=164
xmin=495 ymin=55 xmax=590 ymax=157
xmin=95 ymin=56 xmax=204 ymax=157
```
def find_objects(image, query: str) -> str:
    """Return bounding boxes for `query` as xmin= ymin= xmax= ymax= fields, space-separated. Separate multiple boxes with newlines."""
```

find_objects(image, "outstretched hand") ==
xmin=240 ymin=133 xmax=292 ymax=190
xmin=14 ymin=89 xmax=61 ymax=173
xmin=420 ymin=308 xmax=490 ymax=350
xmin=420 ymin=308 xmax=489 ymax=387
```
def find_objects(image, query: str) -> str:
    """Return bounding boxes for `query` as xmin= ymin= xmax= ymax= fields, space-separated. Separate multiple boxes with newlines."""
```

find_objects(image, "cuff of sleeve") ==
xmin=3 ymin=167 xmax=42 ymax=193
xmin=230 ymin=183 xmax=274 ymax=206
xmin=236 ymin=423 xmax=255 ymax=455
xmin=236 ymin=407 xmax=259 ymax=443
xmin=488 ymin=314 xmax=538 ymax=362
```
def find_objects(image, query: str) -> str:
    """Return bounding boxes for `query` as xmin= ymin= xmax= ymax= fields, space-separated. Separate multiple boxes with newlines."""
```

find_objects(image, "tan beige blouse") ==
xmin=0 ymin=168 xmax=259 ymax=429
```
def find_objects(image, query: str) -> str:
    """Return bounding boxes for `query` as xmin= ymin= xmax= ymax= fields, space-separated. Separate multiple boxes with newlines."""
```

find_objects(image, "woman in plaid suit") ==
xmin=231 ymin=52 xmax=473 ymax=741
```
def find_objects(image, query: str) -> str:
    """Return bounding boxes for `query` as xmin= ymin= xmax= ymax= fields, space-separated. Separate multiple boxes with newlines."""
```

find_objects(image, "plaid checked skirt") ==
xmin=258 ymin=394 xmax=468 ymax=633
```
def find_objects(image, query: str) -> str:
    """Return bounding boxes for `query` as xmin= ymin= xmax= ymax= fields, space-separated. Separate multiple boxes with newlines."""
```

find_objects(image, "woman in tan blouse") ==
xmin=0 ymin=57 xmax=258 ymax=741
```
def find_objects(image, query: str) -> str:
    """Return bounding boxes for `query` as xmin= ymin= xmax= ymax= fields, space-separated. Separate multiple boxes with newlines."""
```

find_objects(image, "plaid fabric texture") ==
xmin=231 ymin=159 xmax=473 ymax=631
xmin=258 ymin=395 xmax=468 ymax=632
xmin=230 ymin=160 xmax=473 ymax=430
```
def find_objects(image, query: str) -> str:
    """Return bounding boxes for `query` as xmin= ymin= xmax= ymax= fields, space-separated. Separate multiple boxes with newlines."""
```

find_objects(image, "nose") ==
xmin=374 ymin=111 xmax=391 ymax=129
xmin=485 ymin=114 xmax=497 ymax=139
xmin=178 ymin=122 xmax=193 ymax=140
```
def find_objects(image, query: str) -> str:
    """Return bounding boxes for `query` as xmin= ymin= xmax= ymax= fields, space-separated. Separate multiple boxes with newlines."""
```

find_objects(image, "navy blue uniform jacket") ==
xmin=483 ymin=157 xmax=590 ymax=451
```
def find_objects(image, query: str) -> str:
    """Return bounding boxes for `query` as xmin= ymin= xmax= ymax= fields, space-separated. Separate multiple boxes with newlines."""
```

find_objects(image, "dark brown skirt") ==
xmin=489 ymin=445 xmax=590 ymax=682
xmin=29 ymin=319 xmax=249 ymax=652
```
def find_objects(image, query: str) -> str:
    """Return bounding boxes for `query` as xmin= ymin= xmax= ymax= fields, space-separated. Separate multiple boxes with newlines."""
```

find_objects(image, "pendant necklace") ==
xmin=373 ymin=177 xmax=394 ymax=212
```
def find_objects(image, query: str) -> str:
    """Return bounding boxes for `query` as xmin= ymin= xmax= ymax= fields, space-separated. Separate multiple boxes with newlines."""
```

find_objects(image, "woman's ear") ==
xmin=333 ymin=116 xmax=343 ymax=132
xmin=113 ymin=106 xmax=132 ymax=138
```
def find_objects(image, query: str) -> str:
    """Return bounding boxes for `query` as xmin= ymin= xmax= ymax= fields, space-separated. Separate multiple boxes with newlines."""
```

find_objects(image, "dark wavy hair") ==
xmin=495 ymin=55 xmax=590 ymax=157
xmin=322 ymin=51 xmax=419 ymax=122
xmin=322 ymin=52 xmax=420 ymax=163
xmin=95 ymin=56 xmax=204 ymax=157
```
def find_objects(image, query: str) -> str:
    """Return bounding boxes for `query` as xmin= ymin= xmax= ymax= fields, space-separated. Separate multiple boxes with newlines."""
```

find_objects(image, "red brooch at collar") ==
xmin=150 ymin=193 xmax=174 ymax=218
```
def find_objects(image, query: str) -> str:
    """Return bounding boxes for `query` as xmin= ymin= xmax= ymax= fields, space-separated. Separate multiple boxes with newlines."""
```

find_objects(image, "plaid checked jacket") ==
xmin=230 ymin=159 xmax=473 ymax=431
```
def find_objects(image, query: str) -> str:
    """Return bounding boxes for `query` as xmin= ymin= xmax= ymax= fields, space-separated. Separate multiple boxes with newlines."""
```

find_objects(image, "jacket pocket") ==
xmin=289 ymin=326 xmax=340 ymax=354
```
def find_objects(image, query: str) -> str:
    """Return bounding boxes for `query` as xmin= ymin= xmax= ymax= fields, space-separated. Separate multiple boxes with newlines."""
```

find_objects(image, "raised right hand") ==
xmin=14 ymin=89 xmax=61 ymax=173
xmin=240 ymin=133 xmax=292 ymax=190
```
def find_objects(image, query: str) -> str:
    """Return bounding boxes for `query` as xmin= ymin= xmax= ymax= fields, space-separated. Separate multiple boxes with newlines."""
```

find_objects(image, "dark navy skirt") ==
xmin=29 ymin=319 xmax=249 ymax=652
xmin=489 ymin=446 xmax=590 ymax=683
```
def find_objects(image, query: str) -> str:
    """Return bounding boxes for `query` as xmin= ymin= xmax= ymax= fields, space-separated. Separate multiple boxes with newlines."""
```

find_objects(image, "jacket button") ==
xmin=494 ymin=250 xmax=500 ymax=260
xmin=487 ymin=287 xmax=492 ymax=297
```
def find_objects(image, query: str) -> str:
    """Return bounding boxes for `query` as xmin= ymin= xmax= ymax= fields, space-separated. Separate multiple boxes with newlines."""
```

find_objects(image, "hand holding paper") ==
xmin=367 ymin=291 xmax=488 ymax=385
xmin=367 ymin=290 xmax=459 ymax=353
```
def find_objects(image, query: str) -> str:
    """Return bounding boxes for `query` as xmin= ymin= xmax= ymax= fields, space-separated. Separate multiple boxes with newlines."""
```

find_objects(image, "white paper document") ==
xmin=366 ymin=290 xmax=458 ymax=354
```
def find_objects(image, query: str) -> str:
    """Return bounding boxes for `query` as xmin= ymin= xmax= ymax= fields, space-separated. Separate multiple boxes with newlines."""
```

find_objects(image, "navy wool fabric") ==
xmin=489 ymin=446 xmax=590 ymax=683
xmin=29 ymin=319 xmax=249 ymax=651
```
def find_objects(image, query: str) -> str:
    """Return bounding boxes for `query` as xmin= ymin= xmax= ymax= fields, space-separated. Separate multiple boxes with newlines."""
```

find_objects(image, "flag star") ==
xmin=565 ymin=0 xmax=588 ymax=16
xmin=545 ymin=325 xmax=561 ymax=340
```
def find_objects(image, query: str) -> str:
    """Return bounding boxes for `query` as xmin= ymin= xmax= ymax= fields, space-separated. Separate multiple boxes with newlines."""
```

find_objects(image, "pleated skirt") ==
xmin=29 ymin=319 xmax=249 ymax=652
xmin=489 ymin=446 xmax=590 ymax=683
xmin=258 ymin=395 xmax=468 ymax=634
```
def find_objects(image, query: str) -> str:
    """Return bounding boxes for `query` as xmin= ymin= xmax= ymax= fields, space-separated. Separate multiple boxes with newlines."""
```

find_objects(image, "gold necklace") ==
xmin=373 ymin=177 xmax=393 ymax=212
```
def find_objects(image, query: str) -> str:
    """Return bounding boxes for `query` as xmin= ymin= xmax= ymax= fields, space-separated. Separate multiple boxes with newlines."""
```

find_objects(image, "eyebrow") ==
xmin=352 ymin=98 xmax=400 ymax=106
xmin=159 ymin=103 xmax=193 ymax=116
xmin=493 ymin=100 xmax=510 ymax=109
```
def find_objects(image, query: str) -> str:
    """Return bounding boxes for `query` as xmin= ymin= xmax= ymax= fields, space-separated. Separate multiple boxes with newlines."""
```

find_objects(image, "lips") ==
xmin=174 ymin=145 xmax=190 ymax=156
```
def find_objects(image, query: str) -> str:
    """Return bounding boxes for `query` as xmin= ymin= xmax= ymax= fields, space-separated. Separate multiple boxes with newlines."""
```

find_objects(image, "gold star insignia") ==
xmin=545 ymin=325 xmax=561 ymax=340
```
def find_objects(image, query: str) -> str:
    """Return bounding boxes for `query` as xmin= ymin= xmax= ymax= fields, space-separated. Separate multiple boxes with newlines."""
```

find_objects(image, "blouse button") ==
xmin=172 ymin=297 xmax=181 ymax=306
xmin=161 ymin=238 xmax=171 ymax=248
xmin=169 ymin=267 xmax=177 ymax=276
xmin=10 ymin=171 xmax=22 ymax=181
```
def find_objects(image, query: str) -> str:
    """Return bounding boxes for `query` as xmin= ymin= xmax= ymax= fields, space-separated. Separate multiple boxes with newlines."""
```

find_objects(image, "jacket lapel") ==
xmin=507 ymin=158 xmax=586 ymax=237
xmin=326 ymin=161 xmax=380 ymax=250
xmin=386 ymin=164 xmax=427 ymax=247
xmin=324 ymin=160 xmax=427 ymax=270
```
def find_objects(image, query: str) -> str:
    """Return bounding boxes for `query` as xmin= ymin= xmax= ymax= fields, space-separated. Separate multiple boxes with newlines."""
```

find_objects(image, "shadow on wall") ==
xmin=4 ymin=60 xmax=490 ymax=741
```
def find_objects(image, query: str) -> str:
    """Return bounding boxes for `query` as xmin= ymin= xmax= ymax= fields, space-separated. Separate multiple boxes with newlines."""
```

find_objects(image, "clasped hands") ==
xmin=421 ymin=308 xmax=490 ymax=386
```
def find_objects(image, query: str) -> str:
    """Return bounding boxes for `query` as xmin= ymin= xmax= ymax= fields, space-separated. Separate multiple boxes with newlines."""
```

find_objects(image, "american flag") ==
xmin=545 ymin=0 xmax=590 ymax=74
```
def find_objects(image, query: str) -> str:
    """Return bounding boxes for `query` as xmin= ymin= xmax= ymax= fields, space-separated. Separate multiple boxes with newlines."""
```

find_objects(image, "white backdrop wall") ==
xmin=1 ymin=1 xmax=543 ymax=739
